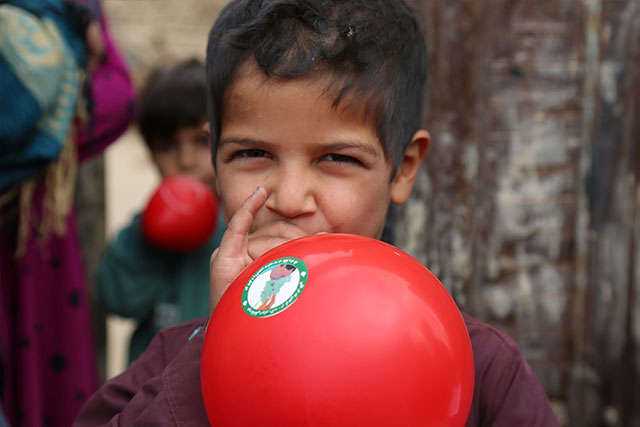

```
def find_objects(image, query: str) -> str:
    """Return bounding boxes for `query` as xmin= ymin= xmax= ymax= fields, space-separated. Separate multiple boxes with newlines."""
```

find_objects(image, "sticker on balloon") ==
xmin=242 ymin=257 xmax=308 ymax=318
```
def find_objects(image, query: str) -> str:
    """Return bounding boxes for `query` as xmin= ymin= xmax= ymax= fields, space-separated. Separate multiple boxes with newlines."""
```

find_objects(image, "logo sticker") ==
xmin=242 ymin=257 xmax=308 ymax=318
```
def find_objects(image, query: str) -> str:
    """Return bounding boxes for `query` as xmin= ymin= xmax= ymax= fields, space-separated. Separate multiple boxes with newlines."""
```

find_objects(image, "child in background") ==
xmin=97 ymin=58 xmax=225 ymax=364
xmin=76 ymin=1 xmax=560 ymax=425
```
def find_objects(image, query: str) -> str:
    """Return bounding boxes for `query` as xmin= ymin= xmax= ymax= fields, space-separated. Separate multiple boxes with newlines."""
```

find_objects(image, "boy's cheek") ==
xmin=200 ymin=170 xmax=216 ymax=190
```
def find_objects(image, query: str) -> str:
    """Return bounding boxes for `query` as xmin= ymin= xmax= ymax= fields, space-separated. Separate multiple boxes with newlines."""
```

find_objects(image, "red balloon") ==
xmin=202 ymin=234 xmax=474 ymax=426
xmin=141 ymin=175 xmax=218 ymax=252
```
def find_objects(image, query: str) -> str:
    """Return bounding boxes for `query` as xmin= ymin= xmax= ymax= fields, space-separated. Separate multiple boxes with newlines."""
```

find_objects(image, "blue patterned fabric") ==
xmin=0 ymin=1 xmax=86 ymax=191
xmin=4 ymin=0 xmax=88 ymax=63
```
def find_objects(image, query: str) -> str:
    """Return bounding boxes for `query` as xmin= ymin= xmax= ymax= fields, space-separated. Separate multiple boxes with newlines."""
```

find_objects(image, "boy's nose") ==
xmin=177 ymin=142 xmax=197 ymax=171
xmin=265 ymin=166 xmax=316 ymax=219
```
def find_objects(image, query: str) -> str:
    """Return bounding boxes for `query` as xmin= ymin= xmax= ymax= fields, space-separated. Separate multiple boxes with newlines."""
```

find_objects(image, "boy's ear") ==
xmin=390 ymin=129 xmax=430 ymax=205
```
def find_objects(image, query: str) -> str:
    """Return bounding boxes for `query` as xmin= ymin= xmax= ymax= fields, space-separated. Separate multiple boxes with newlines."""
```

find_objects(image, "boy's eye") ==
xmin=152 ymin=139 xmax=176 ymax=153
xmin=229 ymin=149 xmax=271 ymax=160
xmin=322 ymin=153 xmax=363 ymax=166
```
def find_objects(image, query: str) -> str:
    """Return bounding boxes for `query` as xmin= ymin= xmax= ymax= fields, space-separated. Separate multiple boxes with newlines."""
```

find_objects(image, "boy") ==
xmin=97 ymin=58 xmax=225 ymax=363
xmin=76 ymin=0 xmax=559 ymax=425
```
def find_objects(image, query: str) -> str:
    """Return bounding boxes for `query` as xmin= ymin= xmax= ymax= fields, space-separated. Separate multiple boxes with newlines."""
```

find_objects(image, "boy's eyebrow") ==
xmin=219 ymin=137 xmax=380 ymax=158
xmin=323 ymin=142 xmax=380 ymax=158
xmin=218 ymin=137 xmax=268 ymax=148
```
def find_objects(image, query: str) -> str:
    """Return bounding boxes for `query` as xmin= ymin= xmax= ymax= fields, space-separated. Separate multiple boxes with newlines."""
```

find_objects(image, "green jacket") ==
xmin=98 ymin=212 xmax=225 ymax=363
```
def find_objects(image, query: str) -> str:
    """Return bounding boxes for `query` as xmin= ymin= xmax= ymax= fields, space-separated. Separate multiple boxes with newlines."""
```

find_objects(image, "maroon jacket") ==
xmin=75 ymin=314 xmax=559 ymax=426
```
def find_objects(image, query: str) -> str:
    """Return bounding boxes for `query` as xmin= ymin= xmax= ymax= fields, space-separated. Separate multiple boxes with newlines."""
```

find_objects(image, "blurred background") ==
xmin=74 ymin=0 xmax=639 ymax=426
xmin=83 ymin=0 xmax=225 ymax=379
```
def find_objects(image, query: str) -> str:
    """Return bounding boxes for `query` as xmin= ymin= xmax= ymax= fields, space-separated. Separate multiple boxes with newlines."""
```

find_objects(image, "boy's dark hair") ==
xmin=206 ymin=0 xmax=428 ymax=170
xmin=138 ymin=58 xmax=207 ymax=150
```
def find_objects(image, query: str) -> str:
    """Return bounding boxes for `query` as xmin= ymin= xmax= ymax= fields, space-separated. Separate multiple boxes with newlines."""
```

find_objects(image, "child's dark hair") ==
xmin=206 ymin=0 xmax=428 ymax=170
xmin=138 ymin=58 xmax=207 ymax=150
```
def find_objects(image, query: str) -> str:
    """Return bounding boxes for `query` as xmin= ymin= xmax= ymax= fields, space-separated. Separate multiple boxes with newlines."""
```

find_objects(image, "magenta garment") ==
xmin=74 ymin=313 xmax=560 ymax=427
xmin=0 ymin=9 xmax=135 ymax=426
xmin=76 ymin=14 xmax=137 ymax=162
xmin=0 ymin=189 xmax=98 ymax=427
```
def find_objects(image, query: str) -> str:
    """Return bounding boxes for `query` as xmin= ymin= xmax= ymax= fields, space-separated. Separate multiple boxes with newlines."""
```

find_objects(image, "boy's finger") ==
xmin=218 ymin=187 xmax=267 ymax=255
xmin=246 ymin=221 xmax=309 ymax=260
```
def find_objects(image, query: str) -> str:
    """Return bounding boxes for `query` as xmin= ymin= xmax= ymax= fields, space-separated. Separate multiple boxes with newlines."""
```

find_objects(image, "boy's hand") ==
xmin=209 ymin=187 xmax=307 ymax=313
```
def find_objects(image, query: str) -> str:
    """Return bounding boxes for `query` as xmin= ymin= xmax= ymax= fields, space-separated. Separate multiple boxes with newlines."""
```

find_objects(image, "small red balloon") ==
xmin=141 ymin=175 xmax=218 ymax=252
xmin=202 ymin=234 xmax=474 ymax=426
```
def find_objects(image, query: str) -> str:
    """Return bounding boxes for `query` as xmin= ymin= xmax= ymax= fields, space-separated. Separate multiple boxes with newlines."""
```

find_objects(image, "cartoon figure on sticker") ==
xmin=242 ymin=257 xmax=308 ymax=318
xmin=257 ymin=264 xmax=296 ymax=310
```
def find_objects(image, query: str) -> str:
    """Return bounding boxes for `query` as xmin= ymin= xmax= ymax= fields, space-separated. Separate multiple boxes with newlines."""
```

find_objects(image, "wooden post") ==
xmin=75 ymin=155 xmax=107 ymax=383
xmin=395 ymin=1 xmax=639 ymax=424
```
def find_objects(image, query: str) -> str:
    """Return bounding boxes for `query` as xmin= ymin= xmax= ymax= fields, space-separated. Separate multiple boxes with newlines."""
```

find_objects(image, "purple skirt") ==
xmin=1 ymin=190 xmax=98 ymax=426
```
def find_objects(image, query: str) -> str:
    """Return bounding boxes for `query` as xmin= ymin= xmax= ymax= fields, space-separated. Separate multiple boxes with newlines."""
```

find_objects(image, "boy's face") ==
xmin=212 ymin=64 xmax=428 ymax=242
xmin=151 ymin=124 xmax=216 ymax=188
xmin=270 ymin=264 xmax=294 ymax=280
